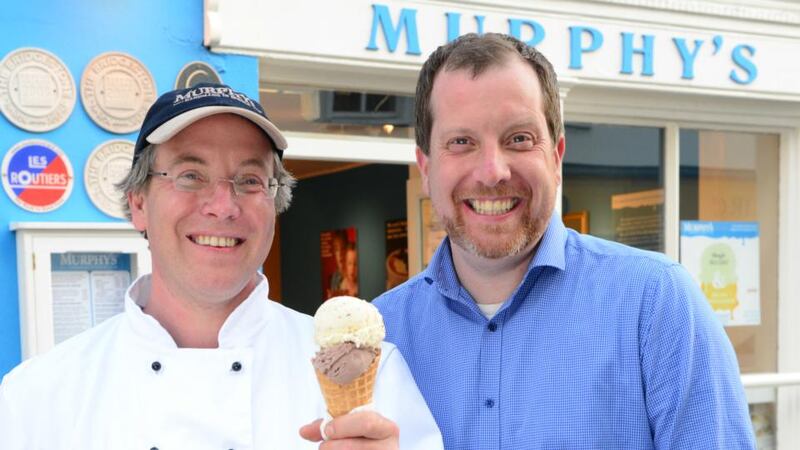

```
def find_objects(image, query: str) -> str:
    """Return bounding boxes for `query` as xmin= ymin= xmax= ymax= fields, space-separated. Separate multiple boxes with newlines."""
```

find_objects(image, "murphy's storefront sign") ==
xmin=205 ymin=0 xmax=799 ymax=98
xmin=365 ymin=4 xmax=757 ymax=85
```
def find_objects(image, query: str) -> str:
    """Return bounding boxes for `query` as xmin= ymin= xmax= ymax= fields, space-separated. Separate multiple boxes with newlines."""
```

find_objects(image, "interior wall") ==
xmin=562 ymin=123 xmax=663 ymax=242
xmin=279 ymin=164 xmax=408 ymax=315
xmin=696 ymin=132 xmax=780 ymax=373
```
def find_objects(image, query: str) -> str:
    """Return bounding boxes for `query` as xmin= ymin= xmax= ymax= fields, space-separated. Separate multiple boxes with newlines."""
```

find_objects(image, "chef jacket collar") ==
xmin=124 ymin=273 xmax=272 ymax=349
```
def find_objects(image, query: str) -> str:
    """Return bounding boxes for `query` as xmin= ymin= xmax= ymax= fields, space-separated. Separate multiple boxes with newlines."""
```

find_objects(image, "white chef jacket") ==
xmin=0 ymin=274 xmax=443 ymax=450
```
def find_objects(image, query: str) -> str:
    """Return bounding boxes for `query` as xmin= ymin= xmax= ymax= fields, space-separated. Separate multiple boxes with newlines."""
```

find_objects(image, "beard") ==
xmin=437 ymin=183 xmax=554 ymax=259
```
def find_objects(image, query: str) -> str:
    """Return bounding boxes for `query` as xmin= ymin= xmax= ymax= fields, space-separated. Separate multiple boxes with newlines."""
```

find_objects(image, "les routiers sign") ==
xmin=205 ymin=0 xmax=800 ymax=99
xmin=1 ymin=140 xmax=73 ymax=213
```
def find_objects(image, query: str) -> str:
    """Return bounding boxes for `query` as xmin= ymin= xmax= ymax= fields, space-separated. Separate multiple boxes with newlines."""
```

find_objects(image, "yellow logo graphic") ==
xmin=699 ymin=243 xmax=738 ymax=317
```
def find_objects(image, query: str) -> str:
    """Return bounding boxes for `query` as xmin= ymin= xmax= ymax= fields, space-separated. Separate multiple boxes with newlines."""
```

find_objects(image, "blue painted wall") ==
xmin=280 ymin=164 xmax=408 ymax=316
xmin=0 ymin=1 xmax=258 ymax=377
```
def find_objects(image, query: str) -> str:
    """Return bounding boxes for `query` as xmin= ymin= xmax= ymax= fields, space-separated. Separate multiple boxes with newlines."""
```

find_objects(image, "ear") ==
xmin=128 ymin=190 xmax=148 ymax=232
xmin=553 ymin=135 xmax=565 ymax=186
xmin=415 ymin=146 xmax=430 ymax=197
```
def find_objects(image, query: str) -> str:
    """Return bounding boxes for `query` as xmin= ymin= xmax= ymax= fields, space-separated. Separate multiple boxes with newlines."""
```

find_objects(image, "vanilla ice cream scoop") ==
xmin=314 ymin=296 xmax=385 ymax=348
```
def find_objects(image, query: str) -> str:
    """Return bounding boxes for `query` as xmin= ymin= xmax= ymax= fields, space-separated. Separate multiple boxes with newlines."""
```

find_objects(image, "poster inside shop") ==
xmin=385 ymin=219 xmax=409 ymax=290
xmin=680 ymin=221 xmax=760 ymax=326
xmin=320 ymin=227 xmax=358 ymax=300
xmin=611 ymin=189 xmax=664 ymax=252
xmin=50 ymin=252 xmax=132 ymax=344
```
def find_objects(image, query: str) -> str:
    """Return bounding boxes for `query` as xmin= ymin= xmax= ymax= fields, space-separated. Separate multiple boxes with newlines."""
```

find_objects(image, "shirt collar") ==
xmin=124 ymin=273 xmax=272 ymax=349
xmin=529 ymin=211 xmax=567 ymax=272
xmin=422 ymin=238 xmax=460 ymax=300
xmin=423 ymin=211 xmax=568 ymax=300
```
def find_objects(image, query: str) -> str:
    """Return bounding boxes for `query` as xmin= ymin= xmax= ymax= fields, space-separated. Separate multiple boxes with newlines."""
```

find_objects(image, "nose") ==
xmin=199 ymin=179 xmax=241 ymax=219
xmin=476 ymin=143 xmax=511 ymax=187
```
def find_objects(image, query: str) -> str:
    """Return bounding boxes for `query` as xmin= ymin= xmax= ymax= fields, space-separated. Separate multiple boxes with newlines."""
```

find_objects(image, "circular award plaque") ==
xmin=81 ymin=51 xmax=156 ymax=134
xmin=84 ymin=139 xmax=134 ymax=218
xmin=0 ymin=47 xmax=76 ymax=132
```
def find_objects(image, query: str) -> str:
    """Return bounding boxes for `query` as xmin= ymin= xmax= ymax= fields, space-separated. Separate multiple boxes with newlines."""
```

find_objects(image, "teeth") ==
xmin=468 ymin=199 xmax=516 ymax=216
xmin=194 ymin=235 xmax=238 ymax=247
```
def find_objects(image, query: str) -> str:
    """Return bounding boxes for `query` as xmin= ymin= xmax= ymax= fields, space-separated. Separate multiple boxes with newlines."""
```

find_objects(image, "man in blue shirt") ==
xmin=373 ymin=33 xmax=755 ymax=449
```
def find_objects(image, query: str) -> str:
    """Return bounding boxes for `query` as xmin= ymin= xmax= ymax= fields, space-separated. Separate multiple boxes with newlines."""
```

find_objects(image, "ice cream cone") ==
xmin=316 ymin=349 xmax=381 ymax=418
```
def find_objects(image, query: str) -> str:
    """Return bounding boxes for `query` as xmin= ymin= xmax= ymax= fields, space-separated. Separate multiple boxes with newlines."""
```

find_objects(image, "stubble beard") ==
xmin=438 ymin=188 xmax=554 ymax=260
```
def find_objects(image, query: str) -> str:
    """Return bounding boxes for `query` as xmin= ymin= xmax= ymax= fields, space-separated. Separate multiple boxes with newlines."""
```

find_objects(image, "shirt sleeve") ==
xmin=373 ymin=342 xmax=444 ymax=450
xmin=0 ymin=380 xmax=24 ymax=449
xmin=640 ymin=263 xmax=756 ymax=449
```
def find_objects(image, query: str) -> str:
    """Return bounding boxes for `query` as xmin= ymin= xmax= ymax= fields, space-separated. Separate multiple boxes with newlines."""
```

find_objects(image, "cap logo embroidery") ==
xmin=172 ymin=86 xmax=262 ymax=112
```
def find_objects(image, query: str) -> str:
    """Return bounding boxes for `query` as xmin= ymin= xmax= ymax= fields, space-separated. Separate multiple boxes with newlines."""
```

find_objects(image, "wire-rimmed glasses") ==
xmin=149 ymin=170 xmax=282 ymax=198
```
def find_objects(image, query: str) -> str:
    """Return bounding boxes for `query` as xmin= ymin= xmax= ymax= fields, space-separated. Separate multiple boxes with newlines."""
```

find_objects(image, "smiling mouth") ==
xmin=189 ymin=235 xmax=242 ymax=248
xmin=466 ymin=198 xmax=520 ymax=216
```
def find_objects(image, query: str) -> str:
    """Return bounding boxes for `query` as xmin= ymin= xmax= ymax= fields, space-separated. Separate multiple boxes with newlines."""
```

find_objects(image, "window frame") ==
xmin=11 ymin=222 xmax=151 ymax=359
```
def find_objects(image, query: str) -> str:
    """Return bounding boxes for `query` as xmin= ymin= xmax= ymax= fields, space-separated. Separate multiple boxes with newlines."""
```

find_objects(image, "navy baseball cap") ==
xmin=132 ymin=82 xmax=287 ymax=166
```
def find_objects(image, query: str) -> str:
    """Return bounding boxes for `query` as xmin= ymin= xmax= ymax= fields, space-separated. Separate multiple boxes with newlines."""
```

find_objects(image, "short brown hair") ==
xmin=415 ymin=33 xmax=562 ymax=155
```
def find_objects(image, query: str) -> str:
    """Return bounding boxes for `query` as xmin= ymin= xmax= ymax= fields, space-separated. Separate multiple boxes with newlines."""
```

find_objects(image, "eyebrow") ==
xmin=168 ymin=154 xmax=205 ymax=168
xmin=438 ymin=121 xmax=542 ymax=139
xmin=503 ymin=120 xmax=542 ymax=133
xmin=167 ymin=155 xmax=270 ymax=172
xmin=239 ymin=157 xmax=270 ymax=172
xmin=437 ymin=127 xmax=475 ymax=138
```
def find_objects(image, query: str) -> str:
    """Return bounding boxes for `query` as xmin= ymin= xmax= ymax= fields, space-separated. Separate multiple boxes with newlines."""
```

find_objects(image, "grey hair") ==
xmin=116 ymin=144 xmax=157 ymax=221
xmin=115 ymin=144 xmax=296 ymax=221
xmin=272 ymin=152 xmax=296 ymax=213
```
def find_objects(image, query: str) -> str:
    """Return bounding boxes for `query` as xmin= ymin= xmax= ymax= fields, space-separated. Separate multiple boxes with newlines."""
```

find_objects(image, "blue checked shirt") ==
xmin=374 ymin=214 xmax=755 ymax=450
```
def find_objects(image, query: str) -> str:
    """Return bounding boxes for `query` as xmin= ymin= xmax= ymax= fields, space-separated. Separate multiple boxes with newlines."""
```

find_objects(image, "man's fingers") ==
xmin=300 ymin=411 xmax=400 ymax=449
xmin=324 ymin=411 xmax=399 ymax=441
xmin=319 ymin=437 xmax=390 ymax=450
xmin=299 ymin=418 xmax=324 ymax=442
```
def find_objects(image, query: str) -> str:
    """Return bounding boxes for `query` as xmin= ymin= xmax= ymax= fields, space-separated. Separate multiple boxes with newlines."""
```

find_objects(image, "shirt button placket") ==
xmin=479 ymin=319 xmax=502 ymax=449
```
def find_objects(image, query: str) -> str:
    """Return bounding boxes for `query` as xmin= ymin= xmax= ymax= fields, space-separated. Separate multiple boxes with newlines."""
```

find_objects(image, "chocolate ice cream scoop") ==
xmin=312 ymin=342 xmax=378 ymax=384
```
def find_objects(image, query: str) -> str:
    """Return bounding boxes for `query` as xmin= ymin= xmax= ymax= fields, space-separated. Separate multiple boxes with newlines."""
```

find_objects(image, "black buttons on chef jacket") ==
xmin=151 ymin=361 xmax=162 ymax=372
xmin=231 ymin=361 xmax=243 ymax=372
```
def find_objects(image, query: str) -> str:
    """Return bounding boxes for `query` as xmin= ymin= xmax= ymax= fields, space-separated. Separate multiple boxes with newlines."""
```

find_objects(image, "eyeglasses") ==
xmin=149 ymin=170 xmax=283 ymax=198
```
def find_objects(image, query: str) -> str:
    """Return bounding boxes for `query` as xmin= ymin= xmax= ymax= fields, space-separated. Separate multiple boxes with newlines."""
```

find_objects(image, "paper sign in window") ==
xmin=50 ymin=252 xmax=131 ymax=344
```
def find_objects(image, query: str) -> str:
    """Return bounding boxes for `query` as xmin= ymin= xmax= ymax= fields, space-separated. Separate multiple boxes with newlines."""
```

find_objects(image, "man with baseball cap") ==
xmin=0 ymin=83 xmax=442 ymax=450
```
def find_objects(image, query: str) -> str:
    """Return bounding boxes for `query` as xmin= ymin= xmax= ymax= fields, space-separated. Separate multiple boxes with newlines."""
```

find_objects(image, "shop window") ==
xmin=750 ymin=402 xmax=776 ymax=449
xmin=562 ymin=123 xmax=664 ymax=252
xmin=320 ymin=91 xmax=412 ymax=125
xmin=679 ymin=129 xmax=779 ymax=374
xmin=260 ymin=85 xmax=415 ymax=139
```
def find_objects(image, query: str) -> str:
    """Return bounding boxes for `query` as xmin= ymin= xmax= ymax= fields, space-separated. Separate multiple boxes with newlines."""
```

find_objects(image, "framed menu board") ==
xmin=50 ymin=252 xmax=131 ymax=344
xmin=11 ymin=222 xmax=151 ymax=358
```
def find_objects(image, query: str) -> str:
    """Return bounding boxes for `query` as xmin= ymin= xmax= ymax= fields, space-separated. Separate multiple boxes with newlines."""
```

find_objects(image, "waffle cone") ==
xmin=315 ymin=349 xmax=381 ymax=418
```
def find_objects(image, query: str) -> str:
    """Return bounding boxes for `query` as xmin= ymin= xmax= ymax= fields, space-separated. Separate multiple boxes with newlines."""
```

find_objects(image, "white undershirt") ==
xmin=476 ymin=302 xmax=504 ymax=319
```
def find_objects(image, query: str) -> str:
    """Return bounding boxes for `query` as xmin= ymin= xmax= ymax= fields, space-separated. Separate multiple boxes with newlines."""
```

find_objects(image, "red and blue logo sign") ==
xmin=2 ymin=140 xmax=73 ymax=212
